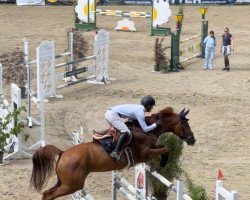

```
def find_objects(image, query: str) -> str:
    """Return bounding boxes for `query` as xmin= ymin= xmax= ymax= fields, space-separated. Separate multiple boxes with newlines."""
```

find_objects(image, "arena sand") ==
xmin=0 ymin=4 xmax=249 ymax=200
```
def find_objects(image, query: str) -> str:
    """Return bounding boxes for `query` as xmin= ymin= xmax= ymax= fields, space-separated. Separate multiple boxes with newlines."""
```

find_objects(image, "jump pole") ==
xmin=75 ymin=0 xmax=171 ymax=36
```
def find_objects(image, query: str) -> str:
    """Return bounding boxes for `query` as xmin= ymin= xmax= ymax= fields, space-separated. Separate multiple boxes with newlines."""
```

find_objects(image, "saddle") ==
xmin=93 ymin=122 xmax=141 ymax=154
xmin=93 ymin=126 xmax=131 ymax=153
xmin=93 ymin=126 xmax=120 ymax=141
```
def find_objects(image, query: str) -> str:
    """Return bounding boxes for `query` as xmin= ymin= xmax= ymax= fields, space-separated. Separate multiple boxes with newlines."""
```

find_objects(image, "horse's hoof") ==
xmin=160 ymin=154 xmax=169 ymax=167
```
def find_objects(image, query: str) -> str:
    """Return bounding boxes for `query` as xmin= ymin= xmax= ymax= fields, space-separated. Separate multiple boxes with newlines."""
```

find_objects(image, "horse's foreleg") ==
xmin=146 ymin=147 xmax=168 ymax=160
xmin=152 ymin=144 xmax=165 ymax=149
xmin=146 ymin=147 xmax=169 ymax=171
xmin=151 ymin=145 xmax=169 ymax=167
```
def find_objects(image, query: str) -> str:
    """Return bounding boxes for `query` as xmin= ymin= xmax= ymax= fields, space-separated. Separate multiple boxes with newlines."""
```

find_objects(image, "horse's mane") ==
xmin=158 ymin=107 xmax=174 ymax=118
xmin=125 ymin=107 xmax=175 ymax=130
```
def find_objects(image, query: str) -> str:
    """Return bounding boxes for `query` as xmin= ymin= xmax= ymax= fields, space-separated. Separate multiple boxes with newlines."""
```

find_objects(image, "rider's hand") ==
xmin=155 ymin=120 xmax=162 ymax=127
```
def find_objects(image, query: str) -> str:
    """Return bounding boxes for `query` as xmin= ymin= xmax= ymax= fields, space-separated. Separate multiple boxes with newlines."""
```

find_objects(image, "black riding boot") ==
xmin=110 ymin=132 xmax=130 ymax=161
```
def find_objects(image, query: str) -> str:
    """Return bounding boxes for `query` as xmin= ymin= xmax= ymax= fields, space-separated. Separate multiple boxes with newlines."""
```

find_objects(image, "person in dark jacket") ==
xmin=221 ymin=28 xmax=234 ymax=71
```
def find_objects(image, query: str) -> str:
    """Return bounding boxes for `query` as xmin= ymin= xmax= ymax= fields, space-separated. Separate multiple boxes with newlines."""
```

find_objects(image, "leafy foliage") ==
xmin=71 ymin=30 xmax=89 ymax=60
xmin=185 ymin=173 xmax=211 ymax=200
xmin=154 ymin=38 xmax=170 ymax=72
xmin=0 ymin=47 xmax=27 ymax=87
xmin=0 ymin=106 xmax=26 ymax=152
xmin=148 ymin=133 xmax=184 ymax=198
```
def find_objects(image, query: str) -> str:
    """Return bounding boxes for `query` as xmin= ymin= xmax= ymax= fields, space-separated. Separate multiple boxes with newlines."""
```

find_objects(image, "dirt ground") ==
xmin=0 ymin=4 xmax=249 ymax=200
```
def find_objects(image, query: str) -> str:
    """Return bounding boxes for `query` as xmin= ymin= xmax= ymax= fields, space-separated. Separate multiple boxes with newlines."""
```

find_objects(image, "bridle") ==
xmin=179 ymin=118 xmax=188 ymax=140
xmin=151 ymin=112 xmax=192 ymax=141
xmin=179 ymin=117 xmax=193 ymax=142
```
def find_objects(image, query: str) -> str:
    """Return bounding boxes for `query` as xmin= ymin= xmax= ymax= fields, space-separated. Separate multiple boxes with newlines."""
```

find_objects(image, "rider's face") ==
xmin=147 ymin=105 xmax=154 ymax=112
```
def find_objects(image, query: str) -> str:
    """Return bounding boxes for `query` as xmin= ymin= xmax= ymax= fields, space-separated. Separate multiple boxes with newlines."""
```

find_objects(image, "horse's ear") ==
xmin=183 ymin=109 xmax=190 ymax=117
xmin=179 ymin=109 xmax=189 ymax=119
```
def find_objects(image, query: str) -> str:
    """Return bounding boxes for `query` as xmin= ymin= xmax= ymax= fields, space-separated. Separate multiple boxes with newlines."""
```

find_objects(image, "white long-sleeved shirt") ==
xmin=111 ymin=104 xmax=157 ymax=132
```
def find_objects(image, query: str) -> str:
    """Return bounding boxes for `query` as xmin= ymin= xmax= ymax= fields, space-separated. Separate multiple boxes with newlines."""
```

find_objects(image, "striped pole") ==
xmin=180 ymin=34 xmax=201 ymax=44
xmin=91 ymin=9 xmax=151 ymax=18
xmin=180 ymin=53 xmax=201 ymax=63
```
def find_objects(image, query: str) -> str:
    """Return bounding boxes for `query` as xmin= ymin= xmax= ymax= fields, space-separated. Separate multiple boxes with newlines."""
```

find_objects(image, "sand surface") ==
xmin=0 ymin=4 xmax=249 ymax=200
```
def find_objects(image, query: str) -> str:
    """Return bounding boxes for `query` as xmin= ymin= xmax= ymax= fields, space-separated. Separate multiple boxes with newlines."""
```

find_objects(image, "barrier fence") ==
xmin=216 ymin=180 xmax=238 ymax=200
xmin=0 ymin=64 xmax=32 ymax=161
xmin=75 ymin=0 xmax=172 ymax=36
xmin=25 ymin=29 xmax=110 ymax=127
xmin=169 ymin=20 xmax=208 ymax=71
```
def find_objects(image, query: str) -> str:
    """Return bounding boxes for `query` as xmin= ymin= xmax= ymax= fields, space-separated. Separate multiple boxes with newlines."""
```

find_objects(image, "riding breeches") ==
xmin=105 ymin=109 xmax=131 ymax=134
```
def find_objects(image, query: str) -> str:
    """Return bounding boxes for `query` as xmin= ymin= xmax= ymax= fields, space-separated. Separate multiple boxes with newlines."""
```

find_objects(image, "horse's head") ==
xmin=151 ymin=107 xmax=196 ymax=145
xmin=177 ymin=108 xmax=196 ymax=145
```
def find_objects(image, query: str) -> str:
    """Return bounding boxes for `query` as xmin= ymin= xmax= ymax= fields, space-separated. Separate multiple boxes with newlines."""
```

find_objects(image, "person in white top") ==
xmin=203 ymin=30 xmax=216 ymax=70
xmin=105 ymin=95 xmax=162 ymax=161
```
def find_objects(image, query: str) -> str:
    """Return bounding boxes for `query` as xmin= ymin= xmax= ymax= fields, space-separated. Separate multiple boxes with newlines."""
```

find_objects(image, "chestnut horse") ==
xmin=30 ymin=107 xmax=195 ymax=200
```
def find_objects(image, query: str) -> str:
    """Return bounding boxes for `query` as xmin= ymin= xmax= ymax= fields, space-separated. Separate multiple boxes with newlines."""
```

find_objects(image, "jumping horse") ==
xmin=30 ymin=107 xmax=196 ymax=200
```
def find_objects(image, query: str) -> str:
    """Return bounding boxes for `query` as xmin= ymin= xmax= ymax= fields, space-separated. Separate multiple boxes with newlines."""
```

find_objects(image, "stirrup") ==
xmin=110 ymin=151 xmax=121 ymax=161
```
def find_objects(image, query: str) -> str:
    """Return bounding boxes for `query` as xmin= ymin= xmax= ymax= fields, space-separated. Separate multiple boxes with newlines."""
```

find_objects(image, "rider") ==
xmin=105 ymin=95 xmax=162 ymax=161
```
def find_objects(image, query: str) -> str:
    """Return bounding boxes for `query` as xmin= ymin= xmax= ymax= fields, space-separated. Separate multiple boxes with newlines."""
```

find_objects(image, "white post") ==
xmin=24 ymin=39 xmax=32 ymax=124
xmin=24 ymin=39 xmax=41 ymax=126
xmin=216 ymin=180 xmax=238 ymax=200
xmin=87 ymin=29 xmax=110 ymax=84
xmin=216 ymin=180 xmax=223 ymax=200
xmin=112 ymin=171 xmax=117 ymax=200
xmin=232 ymin=192 xmax=238 ymax=200
xmin=69 ymin=31 xmax=74 ymax=72
xmin=40 ymin=80 xmax=45 ymax=147
xmin=37 ymin=41 xmax=57 ymax=100
xmin=135 ymin=163 xmax=147 ymax=199
xmin=176 ymin=180 xmax=183 ymax=200
xmin=29 ymin=80 xmax=49 ymax=150
xmin=0 ymin=63 xmax=2 ymax=98
xmin=4 ymin=83 xmax=32 ymax=160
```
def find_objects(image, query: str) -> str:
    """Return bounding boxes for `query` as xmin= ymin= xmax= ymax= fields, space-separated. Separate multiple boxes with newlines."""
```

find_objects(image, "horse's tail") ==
xmin=30 ymin=145 xmax=63 ymax=192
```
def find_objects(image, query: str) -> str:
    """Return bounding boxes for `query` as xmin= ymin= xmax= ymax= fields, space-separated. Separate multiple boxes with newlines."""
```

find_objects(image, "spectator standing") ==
xmin=221 ymin=28 xmax=234 ymax=71
xmin=203 ymin=30 xmax=216 ymax=70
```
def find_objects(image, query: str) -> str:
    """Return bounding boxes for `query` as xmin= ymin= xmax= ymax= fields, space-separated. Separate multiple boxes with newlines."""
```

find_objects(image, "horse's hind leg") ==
xmin=43 ymin=183 xmax=80 ymax=200
xmin=42 ymin=179 xmax=61 ymax=200
xmin=42 ymin=174 xmax=88 ymax=200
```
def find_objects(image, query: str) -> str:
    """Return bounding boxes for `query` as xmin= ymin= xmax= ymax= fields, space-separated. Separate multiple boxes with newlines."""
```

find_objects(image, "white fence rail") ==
xmin=216 ymin=180 xmax=238 ymax=200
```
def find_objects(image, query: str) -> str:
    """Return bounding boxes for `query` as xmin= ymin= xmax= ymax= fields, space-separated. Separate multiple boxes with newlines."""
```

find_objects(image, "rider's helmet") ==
xmin=141 ymin=95 xmax=156 ymax=109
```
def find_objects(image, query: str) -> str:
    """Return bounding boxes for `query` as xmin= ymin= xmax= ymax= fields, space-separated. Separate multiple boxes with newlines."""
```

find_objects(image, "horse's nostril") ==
xmin=187 ymin=136 xmax=196 ymax=145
